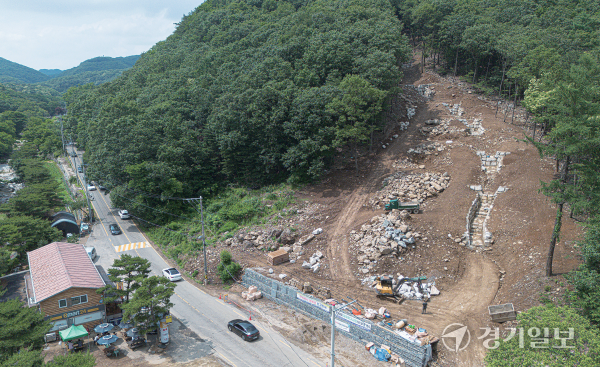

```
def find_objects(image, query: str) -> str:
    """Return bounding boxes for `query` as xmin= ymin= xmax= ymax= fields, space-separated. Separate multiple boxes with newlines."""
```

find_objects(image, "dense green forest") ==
xmin=63 ymin=0 xmax=410 ymax=217
xmin=0 ymin=57 xmax=50 ymax=84
xmin=0 ymin=84 xmax=64 ymax=158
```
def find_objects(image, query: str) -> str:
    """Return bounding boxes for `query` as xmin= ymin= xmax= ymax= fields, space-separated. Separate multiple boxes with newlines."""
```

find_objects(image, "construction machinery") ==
xmin=375 ymin=276 xmax=395 ymax=296
xmin=384 ymin=199 xmax=420 ymax=213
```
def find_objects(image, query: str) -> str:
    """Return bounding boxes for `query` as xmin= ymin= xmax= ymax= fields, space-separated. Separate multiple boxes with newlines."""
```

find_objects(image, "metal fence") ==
xmin=242 ymin=269 xmax=432 ymax=367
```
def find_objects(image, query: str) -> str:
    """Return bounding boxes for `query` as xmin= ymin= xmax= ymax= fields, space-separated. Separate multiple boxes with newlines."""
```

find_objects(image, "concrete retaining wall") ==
xmin=242 ymin=269 xmax=432 ymax=367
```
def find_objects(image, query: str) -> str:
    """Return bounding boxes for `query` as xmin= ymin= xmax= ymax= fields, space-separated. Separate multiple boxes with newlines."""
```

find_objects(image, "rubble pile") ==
xmin=442 ymin=102 xmax=464 ymax=116
xmin=407 ymin=142 xmax=446 ymax=155
xmin=459 ymin=118 xmax=485 ymax=135
xmin=224 ymin=228 xmax=294 ymax=251
xmin=350 ymin=212 xmax=422 ymax=274
xmin=370 ymin=172 xmax=451 ymax=207
xmin=301 ymin=250 xmax=324 ymax=273
xmin=413 ymin=84 xmax=436 ymax=99
xmin=241 ymin=285 xmax=263 ymax=301
xmin=419 ymin=119 xmax=466 ymax=136
xmin=392 ymin=158 xmax=420 ymax=170
xmin=362 ymin=275 xmax=441 ymax=301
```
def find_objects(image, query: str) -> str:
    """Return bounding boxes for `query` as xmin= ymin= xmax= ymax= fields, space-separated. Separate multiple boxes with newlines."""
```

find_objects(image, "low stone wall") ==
xmin=465 ymin=193 xmax=481 ymax=247
xmin=242 ymin=269 xmax=432 ymax=367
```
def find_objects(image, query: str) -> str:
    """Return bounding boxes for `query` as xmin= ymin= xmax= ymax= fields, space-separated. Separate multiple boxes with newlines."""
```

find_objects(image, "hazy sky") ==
xmin=0 ymin=1 xmax=203 ymax=71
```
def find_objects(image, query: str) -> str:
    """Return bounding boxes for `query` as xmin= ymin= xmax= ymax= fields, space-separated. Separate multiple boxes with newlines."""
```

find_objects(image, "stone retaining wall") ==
xmin=465 ymin=194 xmax=481 ymax=247
xmin=242 ymin=269 xmax=432 ymax=367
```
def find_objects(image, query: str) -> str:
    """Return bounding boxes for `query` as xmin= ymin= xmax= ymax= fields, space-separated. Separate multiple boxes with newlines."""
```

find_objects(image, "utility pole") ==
xmin=82 ymin=163 xmax=92 ymax=223
xmin=329 ymin=299 xmax=356 ymax=367
xmin=200 ymin=197 xmax=207 ymax=285
xmin=60 ymin=117 xmax=65 ymax=156
xmin=189 ymin=197 xmax=208 ymax=285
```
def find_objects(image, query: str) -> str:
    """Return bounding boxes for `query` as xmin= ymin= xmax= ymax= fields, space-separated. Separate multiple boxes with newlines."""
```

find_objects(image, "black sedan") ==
xmin=227 ymin=319 xmax=260 ymax=341
xmin=109 ymin=223 xmax=121 ymax=235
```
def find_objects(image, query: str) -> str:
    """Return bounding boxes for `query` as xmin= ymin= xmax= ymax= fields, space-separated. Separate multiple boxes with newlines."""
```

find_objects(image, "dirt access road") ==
xmin=298 ymin=52 xmax=582 ymax=365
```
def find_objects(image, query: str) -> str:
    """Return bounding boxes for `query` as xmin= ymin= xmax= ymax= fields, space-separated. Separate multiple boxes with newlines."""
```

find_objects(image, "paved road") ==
xmin=67 ymin=149 xmax=323 ymax=367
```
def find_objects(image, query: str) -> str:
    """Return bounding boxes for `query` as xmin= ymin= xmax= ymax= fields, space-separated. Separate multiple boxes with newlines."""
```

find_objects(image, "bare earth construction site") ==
xmin=179 ymin=53 xmax=583 ymax=366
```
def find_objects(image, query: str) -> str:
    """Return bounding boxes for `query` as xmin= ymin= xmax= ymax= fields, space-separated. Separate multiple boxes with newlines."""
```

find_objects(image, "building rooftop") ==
xmin=27 ymin=242 xmax=105 ymax=303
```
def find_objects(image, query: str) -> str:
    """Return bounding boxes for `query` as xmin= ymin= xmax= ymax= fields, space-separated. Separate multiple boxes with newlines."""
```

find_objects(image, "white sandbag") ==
xmin=430 ymin=285 xmax=440 ymax=296
xmin=248 ymin=286 xmax=258 ymax=294
xmin=378 ymin=307 xmax=387 ymax=316
xmin=242 ymin=292 xmax=248 ymax=298
xmin=365 ymin=312 xmax=376 ymax=320
xmin=254 ymin=291 xmax=262 ymax=299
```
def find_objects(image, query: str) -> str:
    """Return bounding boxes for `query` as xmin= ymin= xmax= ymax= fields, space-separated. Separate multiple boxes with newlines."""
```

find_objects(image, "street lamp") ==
xmin=329 ymin=299 xmax=357 ymax=367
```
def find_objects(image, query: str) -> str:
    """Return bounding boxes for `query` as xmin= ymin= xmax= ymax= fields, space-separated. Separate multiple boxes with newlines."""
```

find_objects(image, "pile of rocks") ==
xmin=241 ymin=285 xmax=263 ymax=301
xmin=414 ymin=84 xmax=436 ymax=99
xmin=443 ymin=102 xmax=464 ymax=116
xmin=224 ymin=227 xmax=297 ymax=251
xmin=350 ymin=213 xmax=422 ymax=274
xmin=419 ymin=119 xmax=466 ymax=136
xmin=407 ymin=142 xmax=446 ymax=155
xmin=370 ymin=172 xmax=451 ymax=208
xmin=392 ymin=158 xmax=420 ymax=170
xmin=302 ymin=250 xmax=324 ymax=273
xmin=459 ymin=118 xmax=485 ymax=135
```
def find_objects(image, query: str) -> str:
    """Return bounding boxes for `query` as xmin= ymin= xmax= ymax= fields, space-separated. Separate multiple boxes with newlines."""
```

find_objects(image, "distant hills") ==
xmin=0 ymin=57 xmax=50 ymax=84
xmin=0 ymin=55 xmax=140 ymax=93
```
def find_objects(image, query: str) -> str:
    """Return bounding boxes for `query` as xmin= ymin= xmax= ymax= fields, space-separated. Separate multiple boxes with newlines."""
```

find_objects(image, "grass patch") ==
xmin=44 ymin=161 xmax=73 ymax=204
xmin=145 ymin=184 xmax=296 ymax=267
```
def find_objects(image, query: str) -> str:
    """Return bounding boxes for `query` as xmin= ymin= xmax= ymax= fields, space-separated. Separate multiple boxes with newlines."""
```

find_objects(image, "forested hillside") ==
xmin=40 ymin=55 xmax=141 ymax=92
xmin=0 ymin=57 xmax=50 ymax=84
xmin=0 ymin=84 xmax=64 ymax=158
xmin=64 ymin=0 xmax=410 ymax=213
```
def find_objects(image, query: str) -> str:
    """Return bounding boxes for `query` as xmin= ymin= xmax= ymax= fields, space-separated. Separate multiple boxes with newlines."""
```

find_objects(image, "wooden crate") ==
xmin=488 ymin=303 xmax=517 ymax=323
xmin=268 ymin=249 xmax=289 ymax=265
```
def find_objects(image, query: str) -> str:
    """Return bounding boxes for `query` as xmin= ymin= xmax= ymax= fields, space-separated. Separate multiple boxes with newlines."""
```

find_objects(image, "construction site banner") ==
xmin=337 ymin=311 xmax=371 ymax=331
xmin=296 ymin=293 xmax=329 ymax=312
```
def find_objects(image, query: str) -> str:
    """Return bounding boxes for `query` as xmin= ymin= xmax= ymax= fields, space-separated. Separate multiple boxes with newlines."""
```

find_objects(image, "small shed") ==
xmin=268 ymin=249 xmax=289 ymax=265
xmin=488 ymin=303 xmax=517 ymax=323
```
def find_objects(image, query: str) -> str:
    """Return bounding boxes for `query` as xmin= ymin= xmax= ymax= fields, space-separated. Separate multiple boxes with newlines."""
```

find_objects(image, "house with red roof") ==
xmin=27 ymin=242 xmax=106 ymax=334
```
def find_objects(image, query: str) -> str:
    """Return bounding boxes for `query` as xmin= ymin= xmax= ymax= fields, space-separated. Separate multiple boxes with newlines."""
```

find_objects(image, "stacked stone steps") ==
xmin=469 ymin=193 xmax=495 ymax=248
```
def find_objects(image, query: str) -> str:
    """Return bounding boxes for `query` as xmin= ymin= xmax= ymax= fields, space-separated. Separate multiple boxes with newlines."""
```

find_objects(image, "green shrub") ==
xmin=217 ymin=250 xmax=242 ymax=282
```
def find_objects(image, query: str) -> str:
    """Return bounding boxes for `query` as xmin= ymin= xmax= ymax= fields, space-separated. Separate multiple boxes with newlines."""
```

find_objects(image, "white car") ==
xmin=85 ymin=246 xmax=97 ymax=261
xmin=87 ymin=183 xmax=96 ymax=191
xmin=118 ymin=210 xmax=131 ymax=219
xmin=162 ymin=268 xmax=182 ymax=282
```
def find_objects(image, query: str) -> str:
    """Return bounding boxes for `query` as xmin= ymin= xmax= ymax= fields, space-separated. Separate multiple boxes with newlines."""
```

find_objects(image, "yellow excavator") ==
xmin=375 ymin=275 xmax=395 ymax=297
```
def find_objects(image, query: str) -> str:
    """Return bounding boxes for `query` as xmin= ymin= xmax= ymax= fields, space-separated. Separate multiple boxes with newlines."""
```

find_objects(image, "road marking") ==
xmin=308 ymin=358 xmax=321 ymax=367
xmin=114 ymin=242 xmax=151 ymax=252
xmin=216 ymin=352 xmax=237 ymax=367
xmin=279 ymin=340 xmax=292 ymax=349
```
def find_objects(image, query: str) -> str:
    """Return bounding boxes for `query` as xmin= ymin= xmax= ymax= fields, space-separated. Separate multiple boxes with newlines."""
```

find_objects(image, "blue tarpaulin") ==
xmin=374 ymin=348 xmax=391 ymax=361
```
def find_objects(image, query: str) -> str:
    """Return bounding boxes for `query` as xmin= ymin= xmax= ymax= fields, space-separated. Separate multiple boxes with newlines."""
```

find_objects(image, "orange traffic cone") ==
xmin=219 ymin=294 xmax=221 ymax=299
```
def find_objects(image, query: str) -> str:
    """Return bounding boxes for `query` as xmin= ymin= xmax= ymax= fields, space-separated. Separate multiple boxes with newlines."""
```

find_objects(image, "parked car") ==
xmin=162 ymin=268 xmax=182 ymax=282
xmin=85 ymin=246 xmax=97 ymax=261
xmin=109 ymin=224 xmax=121 ymax=235
xmin=118 ymin=210 xmax=131 ymax=219
xmin=70 ymin=151 xmax=77 ymax=157
xmin=87 ymin=183 xmax=96 ymax=191
xmin=77 ymin=166 xmax=83 ymax=173
xmin=80 ymin=222 xmax=90 ymax=235
xmin=227 ymin=319 xmax=260 ymax=341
